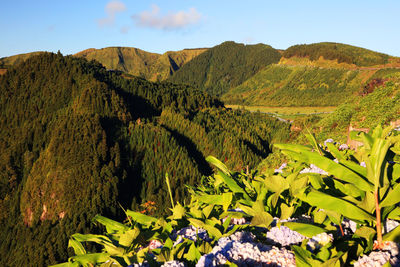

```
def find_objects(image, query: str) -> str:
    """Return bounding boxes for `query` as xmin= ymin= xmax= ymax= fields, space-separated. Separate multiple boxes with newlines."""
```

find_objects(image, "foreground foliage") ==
xmin=0 ymin=52 xmax=290 ymax=265
xmin=54 ymin=125 xmax=400 ymax=266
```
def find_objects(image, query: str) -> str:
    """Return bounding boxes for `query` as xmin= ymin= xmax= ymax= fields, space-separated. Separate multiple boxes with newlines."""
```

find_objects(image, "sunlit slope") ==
xmin=283 ymin=42 xmax=391 ymax=66
xmin=74 ymin=46 xmax=207 ymax=81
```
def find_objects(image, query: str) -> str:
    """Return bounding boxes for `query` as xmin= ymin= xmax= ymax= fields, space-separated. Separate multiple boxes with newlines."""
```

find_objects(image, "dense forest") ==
xmin=283 ymin=42 xmax=390 ymax=66
xmin=0 ymin=52 xmax=290 ymax=266
xmin=168 ymin=41 xmax=282 ymax=96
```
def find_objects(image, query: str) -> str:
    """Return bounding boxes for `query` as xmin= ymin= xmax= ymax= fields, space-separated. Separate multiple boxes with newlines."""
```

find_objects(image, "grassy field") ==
xmin=226 ymin=105 xmax=337 ymax=119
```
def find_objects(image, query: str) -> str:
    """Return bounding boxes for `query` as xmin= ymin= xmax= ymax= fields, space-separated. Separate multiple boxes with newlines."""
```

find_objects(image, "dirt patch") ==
xmin=0 ymin=69 xmax=7 ymax=75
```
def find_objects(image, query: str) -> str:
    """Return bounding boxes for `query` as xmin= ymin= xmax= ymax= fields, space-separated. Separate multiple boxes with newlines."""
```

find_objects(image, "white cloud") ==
xmin=132 ymin=4 xmax=201 ymax=30
xmin=98 ymin=0 xmax=127 ymax=27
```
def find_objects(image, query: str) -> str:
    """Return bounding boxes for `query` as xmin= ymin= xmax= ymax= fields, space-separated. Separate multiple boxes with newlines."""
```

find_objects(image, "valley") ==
xmin=0 ymin=40 xmax=399 ymax=266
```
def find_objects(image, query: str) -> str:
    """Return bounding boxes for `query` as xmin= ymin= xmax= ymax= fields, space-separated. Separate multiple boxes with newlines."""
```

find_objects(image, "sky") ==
xmin=1 ymin=0 xmax=400 ymax=58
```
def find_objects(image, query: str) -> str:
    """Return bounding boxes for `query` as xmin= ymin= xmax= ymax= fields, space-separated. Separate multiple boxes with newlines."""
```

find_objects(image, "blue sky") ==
xmin=1 ymin=0 xmax=399 ymax=58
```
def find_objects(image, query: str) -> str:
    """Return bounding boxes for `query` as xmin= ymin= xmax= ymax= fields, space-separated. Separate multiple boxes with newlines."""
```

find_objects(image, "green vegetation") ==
xmin=317 ymin=68 xmax=400 ymax=142
xmin=169 ymin=41 xmax=282 ymax=96
xmin=74 ymin=47 xmax=207 ymax=82
xmin=283 ymin=42 xmax=390 ymax=66
xmin=226 ymin=105 xmax=336 ymax=118
xmin=0 ymin=51 xmax=45 ymax=68
xmin=223 ymin=64 xmax=364 ymax=106
xmin=0 ymin=52 xmax=290 ymax=265
xmin=54 ymin=126 xmax=400 ymax=266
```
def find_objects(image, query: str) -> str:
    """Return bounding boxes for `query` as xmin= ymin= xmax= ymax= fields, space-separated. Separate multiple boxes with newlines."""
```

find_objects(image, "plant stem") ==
xmin=165 ymin=173 xmax=175 ymax=209
xmin=374 ymin=190 xmax=383 ymax=249
xmin=339 ymin=224 xmax=344 ymax=237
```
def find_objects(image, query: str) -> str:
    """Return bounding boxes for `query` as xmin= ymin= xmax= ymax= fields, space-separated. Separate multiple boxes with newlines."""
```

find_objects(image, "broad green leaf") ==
xmin=72 ymin=233 xmax=113 ymax=245
xmin=281 ymin=149 xmax=374 ymax=192
xmin=222 ymin=192 xmax=233 ymax=211
xmin=218 ymin=172 xmax=251 ymax=203
xmin=93 ymin=214 xmax=128 ymax=233
xmin=380 ymin=183 xmax=400 ymax=207
xmin=119 ymin=228 xmax=140 ymax=248
xmin=170 ymin=202 xmax=186 ymax=220
xmin=49 ymin=262 xmax=79 ymax=267
xmin=383 ymin=225 xmax=400 ymax=242
xmin=68 ymin=239 xmax=86 ymax=256
xmin=186 ymin=242 xmax=202 ymax=262
xmin=307 ymin=174 xmax=324 ymax=189
xmin=251 ymin=211 xmax=273 ymax=228
xmin=264 ymin=174 xmax=289 ymax=192
xmin=206 ymin=156 xmax=231 ymax=175
xmin=202 ymin=224 xmax=222 ymax=239
xmin=283 ymin=222 xmax=326 ymax=238
xmin=305 ymin=132 xmax=323 ymax=155
xmin=291 ymin=245 xmax=313 ymax=267
xmin=387 ymin=207 xmax=400 ymax=220
xmin=313 ymin=210 xmax=327 ymax=224
xmin=326 ymin=142 xmax=344 ymax=161
xmin=280 ymin=203 xmax=294 ymax=220
xmin=202 ymin=204 xmax=214 ymax=219
xmin=274 ymin=143 xmax=312 ymax=154
xmin=354 ymin=226 xmax=376 ymax=243
xmin=126 ymin=210 xmax=157 ymax=225
xmin=298 ymin=188 xmax=375 ymax=222
xmin=69 ymin=253 xmax=110 ymax=265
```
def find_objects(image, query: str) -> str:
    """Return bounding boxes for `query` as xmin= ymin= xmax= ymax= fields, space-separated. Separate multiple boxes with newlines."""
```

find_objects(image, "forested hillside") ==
xmin=283 ymin=42 xmax=390 ymax=66
xmin=168 ymin=41 xmax=282 ymax=96
xmin=0 ymin=53 xmax=290 ymax=266
xmin=74 ymin=47 xmax=207 ymax=81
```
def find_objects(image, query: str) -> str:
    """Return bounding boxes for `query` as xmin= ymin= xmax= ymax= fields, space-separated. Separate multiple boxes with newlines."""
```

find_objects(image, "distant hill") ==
xmin=74 ymin=46 xmax=207 ymax=81
xmin=0 ymin=51 xmax=45 ymax=68
xmin=222 ymin=63 xmax=368 ymax=106
xmin=168 ymin=41 xmax=282 ymax=96
xmin=283 ymin=42 xmax=390 ymax=66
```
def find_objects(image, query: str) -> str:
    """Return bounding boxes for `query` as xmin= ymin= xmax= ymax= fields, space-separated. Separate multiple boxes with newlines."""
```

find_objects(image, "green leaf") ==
xmin=186 ymin=242 xmax=202 ymax=262
xmin=119 ymin=228 xmax=140 ymax=248
xmin=380 ymin=183 xmax=400 ymax=207
xmin=280 ymin=202 xmax=295 ymax=220
xmin=170 ymin=202 xmax=186 ymax=220
xmin=313 ymin=210 xmax=327 ymax=225
xmin=202 ymin=204 xmax=214 ymax=219
xmin=383 ymin=225 xmax=400 ymax=243
xmin=387 ymin=207 xmax=400 ymax=220
xmin=298 ymin=188 xmax=375 ymax=222
xmin=283 ymin=222 xmax=326 ymax=238
xmin=264 ymin=174 xmax=289 ymax=192
xmin=68 ymin=238 xmax=86 ymax=256
xmin=49 ymin=262 xmax=79 ymax=267
xmin=291 ymin=245 xmax=313 ymax=267
xmin=126 ymin=210 xmax=157 ymax=225
xmin=282 ymin=149 xmax=374 ymax=192
xmin=69 ymin=253 xmax=110 ymax=265
xmin=93 ymin=214 xmax=128 ymax=233
xmin=206 ymin=156 xmax=231 ymax=175
xmin=354 ymin=226 xmax=376 ymax=244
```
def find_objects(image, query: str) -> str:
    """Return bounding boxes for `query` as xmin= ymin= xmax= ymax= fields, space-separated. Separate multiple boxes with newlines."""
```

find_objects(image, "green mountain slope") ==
xmin=0 ymin=52 xmax=290 ymax=266
xmin=222 ymin=64 xmax=367 ymax=106
xmin=283 ymin=42 xmax=390 ymax=66
xmin=316 ymin=68 xmax=400 ymax=142
xmin=74 ymin=46 xmax=207 ymax=81
xmin=0 ymin=51 xmax=45 ymax=68
xmin=168 ymin=41 xmax=282 ymax=96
